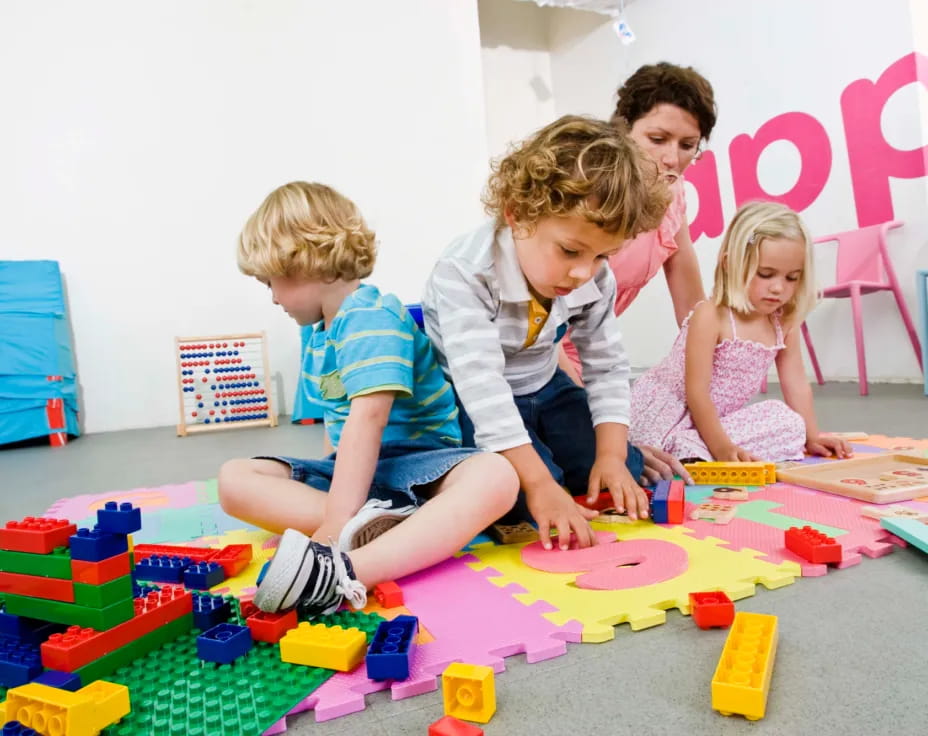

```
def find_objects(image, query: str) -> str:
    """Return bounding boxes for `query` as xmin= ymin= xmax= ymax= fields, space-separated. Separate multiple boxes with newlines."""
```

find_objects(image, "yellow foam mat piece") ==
xmin=464 ymin=524 xmax=799 ymax=642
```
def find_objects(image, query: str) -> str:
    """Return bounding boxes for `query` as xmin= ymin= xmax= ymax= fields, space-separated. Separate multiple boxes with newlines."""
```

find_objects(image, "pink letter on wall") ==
xmin=685 ymin=151 xmax=725 ymax=243
xmin=841 ymin=52 xmax=928 ymax=227
xmin=729 ymin=112 xmax=832 ymax=212
xmin=521 ymin=533 xmax=688 ymax=590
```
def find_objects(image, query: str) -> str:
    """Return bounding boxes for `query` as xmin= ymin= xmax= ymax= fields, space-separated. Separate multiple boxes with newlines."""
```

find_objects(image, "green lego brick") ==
xmin=3 ymin=592 xmax=134 ymax=630
xmin=0 ymin=546 xmax=72 ymax=579
xmin=74 ymin=612 xmax=193 ymax=685
xmin=104 ymin=609 xmax=384 ymax=736
xmin=73 ymin=574 xmax=134 ymax=608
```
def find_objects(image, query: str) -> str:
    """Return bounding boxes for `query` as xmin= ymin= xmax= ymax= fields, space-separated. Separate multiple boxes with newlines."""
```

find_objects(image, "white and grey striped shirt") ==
xmin=422 ymin=221 xmax=630 ymax=452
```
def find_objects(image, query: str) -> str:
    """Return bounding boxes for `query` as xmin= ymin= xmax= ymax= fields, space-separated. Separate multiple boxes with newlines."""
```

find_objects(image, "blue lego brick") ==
xmin=1 ymin=722 xmax=41 ymax=735
xmin=32 ymin=669 xmax=82 ymax=691
xmin=0 ymin=636 xmax=43 ymax=688
xmin=196 ymin=622 xmax=252 ymax=664
xmin=96 ymin=501 xmax=142 ymax=535
xmin=183 ymin=561 xmax=226 ymax=590
xmin=365 ymin=615 xmax=418 ymax=681
xmin=256 ymin=560 xmax=270 ymax=585
xmin=133 ymin=581 xmax=160 ymax=598
xmin=650 ymin=480 xmax=671 ymax=524
xmin=68 ymin=526 xmax=129 ymax=562
xmin=134 ymin=555 xmax=192 ymax=584
xmin=192 ymin=592 xmax=232 ymax=631
xmin=0 ymin=611 xmax=65 ymax=645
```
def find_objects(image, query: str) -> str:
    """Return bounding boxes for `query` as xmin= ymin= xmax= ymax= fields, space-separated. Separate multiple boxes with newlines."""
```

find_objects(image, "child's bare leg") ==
xmin=218 ymin=458 xmax=327 ymax=535
xmin=347 ymin=452 xmax=518 ymax=587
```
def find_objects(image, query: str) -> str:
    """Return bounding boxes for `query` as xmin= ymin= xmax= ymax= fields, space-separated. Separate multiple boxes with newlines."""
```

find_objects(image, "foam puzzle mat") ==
xmin=37 ymin=435 xmax=927 ymax=732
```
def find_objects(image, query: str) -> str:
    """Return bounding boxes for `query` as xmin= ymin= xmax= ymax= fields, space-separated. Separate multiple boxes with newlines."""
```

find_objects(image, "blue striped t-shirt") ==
xmin=302 ymin=284 xmax=461 ymax=448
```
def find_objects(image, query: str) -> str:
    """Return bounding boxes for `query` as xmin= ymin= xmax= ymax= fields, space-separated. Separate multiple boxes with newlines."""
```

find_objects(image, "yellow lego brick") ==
xmin=77 ymin=680 xmax=131 ymax=729
xmin=684 ymin=461 xmax=776 ymax=486
xmin=279 ymin=622 xmax=366 ymax=671
xmin=3 ymin=682 xmax=98 ymax=736
xmin=442 ymin=662 xmax=496 ymax=724
xmin=712 ymin=611 xmax=779 ymax=720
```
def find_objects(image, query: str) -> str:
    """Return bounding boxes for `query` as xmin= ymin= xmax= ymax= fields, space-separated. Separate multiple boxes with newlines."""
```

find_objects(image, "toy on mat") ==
xmin=365 ymin=615 xmax=417 ymax=681
xmin=429 ymin=715 xmax=485 ymax=735
xmin=651 ymin=480 xmax=685 ymax=523
xmin=684 ymin=461 xmax=776 ymax=486
xmin=279 ymin=622 xmax=367 ymax=671
xmin=784 ymin=526 xmax=842 ymax=564
xmin=690 ymin=503 xmax=737 ymax=525
xmin=776 ymin=453 xmax=928 ymax=503
xmin=175 ymin=332 xmax=278 ymax=436
xmin=442 ymin=662 xmax=496 ymax=724
xmin=373 ymin=581 xmax=404 ymax=608
xmin=712 ymin=612 xmax=778 ymax=720
xmin=711 ymin=486 xmax=750 ymax=501
xmin=860 ymin=504 xmax=928 ymax=522
xmin=239 ymin=600 xmax=297 ymax=643
xmin=488 ymin=521 xmax=539 ymax=544
xmin=2 ymin=680 xmax=130 ymax=734
xmin=196 ymin=622 xmax=253 ymax=664
xmin=689 ymin=591 xmax=734 ymax=629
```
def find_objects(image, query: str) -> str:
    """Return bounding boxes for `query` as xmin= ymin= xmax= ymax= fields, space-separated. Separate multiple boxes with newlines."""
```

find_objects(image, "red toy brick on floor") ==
xmin=428 ymin=715 xmax=485 ymax=736
xmin=688 ymin=591 xmax=735 ymax=629
xmin=0 ymin=518 xmax=77 ymax=555
xmin=243 ymin=606 xmax=298 ymax=643
xmin=373 ymin=581 xmax=403 ymax=608
xmin=785 ymin=525 xmax=842 ymax=564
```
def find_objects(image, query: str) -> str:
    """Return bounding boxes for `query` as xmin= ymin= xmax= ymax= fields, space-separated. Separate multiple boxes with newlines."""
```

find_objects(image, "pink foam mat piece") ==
xmin=683 ymin=483 xmax=904 ymax=575
xmin=44 ymin=481 xmax=204 ymax=520
xmin=292 ymin=554 xmax=581 ymax=722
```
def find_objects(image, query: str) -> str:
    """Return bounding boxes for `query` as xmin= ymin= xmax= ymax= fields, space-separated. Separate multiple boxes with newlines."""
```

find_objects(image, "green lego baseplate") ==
xmin=102 ymin=604 xmax=384 ymax=736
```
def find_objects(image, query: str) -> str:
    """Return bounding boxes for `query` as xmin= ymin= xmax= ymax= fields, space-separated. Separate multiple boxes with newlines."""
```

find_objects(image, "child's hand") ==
xmin=638 ymin=445 xmax=695 ymax=485
xmin=806 ymin=435 xmax=853 ymax=459
xmin=527 ymin=481 xmax=598 ymax=551
xmin=713 ymin=444 xmax=761 ymax=462
xmin=588 ymin=456 xmax=650 ymax=521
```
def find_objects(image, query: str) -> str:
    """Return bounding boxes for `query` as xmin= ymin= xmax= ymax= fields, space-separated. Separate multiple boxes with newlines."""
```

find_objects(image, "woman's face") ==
xmin=628 ymin=103 xmax=702 ymax=184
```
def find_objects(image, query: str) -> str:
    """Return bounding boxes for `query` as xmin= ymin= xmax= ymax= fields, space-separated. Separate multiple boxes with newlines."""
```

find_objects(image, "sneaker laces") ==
xmin=328 ymin=537 xmax=367 ymax=611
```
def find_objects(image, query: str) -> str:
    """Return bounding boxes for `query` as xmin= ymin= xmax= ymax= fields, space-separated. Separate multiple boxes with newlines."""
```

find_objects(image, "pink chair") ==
xmin=804 ymin=220 xmax=923 ymax=396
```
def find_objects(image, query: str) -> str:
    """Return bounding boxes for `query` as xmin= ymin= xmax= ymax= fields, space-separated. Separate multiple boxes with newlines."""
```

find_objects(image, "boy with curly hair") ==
xmin=422 ymin=116 xmax=670 ymax=551
xmin=221 ymin=181 xmax=518 ymax=618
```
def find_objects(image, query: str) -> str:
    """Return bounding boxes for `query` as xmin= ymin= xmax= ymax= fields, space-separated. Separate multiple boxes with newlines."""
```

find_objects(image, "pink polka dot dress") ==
xmin=630 ymin=305 xmax=806 ymax=462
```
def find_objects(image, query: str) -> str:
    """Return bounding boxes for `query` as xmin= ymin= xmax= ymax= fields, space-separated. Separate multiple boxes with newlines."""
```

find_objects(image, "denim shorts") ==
xmin=258 ymin=440 xmax=482 ymax=506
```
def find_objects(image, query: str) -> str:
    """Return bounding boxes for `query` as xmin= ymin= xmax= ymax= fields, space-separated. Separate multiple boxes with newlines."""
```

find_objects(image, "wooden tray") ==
xmin=776 ymin=453 xmax=928 ymax=503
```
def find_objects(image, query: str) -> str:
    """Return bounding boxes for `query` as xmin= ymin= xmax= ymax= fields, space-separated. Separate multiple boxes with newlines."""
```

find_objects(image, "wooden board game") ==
xmin=776 ymin=453 xmax=928 ymax=503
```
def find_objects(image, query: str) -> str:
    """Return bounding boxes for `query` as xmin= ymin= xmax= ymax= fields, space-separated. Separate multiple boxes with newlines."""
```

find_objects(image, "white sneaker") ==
xmin=338 ymin=496 xmax=417 ymax=551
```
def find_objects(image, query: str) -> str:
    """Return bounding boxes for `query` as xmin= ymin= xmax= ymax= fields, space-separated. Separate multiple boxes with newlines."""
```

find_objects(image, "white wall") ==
xmin=0 ymin=0 xmax=489 ymax=433
xmin=545 ymin=0 xmax=928 ymax=382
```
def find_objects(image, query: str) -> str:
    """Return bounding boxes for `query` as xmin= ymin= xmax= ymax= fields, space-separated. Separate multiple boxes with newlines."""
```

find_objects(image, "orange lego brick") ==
xmin=0 ymin=570 xmax=75 ymax=602
xmin=279 ymin=622 xmax=366 ymax=671
xmin=0 ymin=517 xmax=77 ymax=555
xmin=373 ymin=581 xmax=404 ymax=608
xmin=71 ymin=551 xmax=132 ymax=584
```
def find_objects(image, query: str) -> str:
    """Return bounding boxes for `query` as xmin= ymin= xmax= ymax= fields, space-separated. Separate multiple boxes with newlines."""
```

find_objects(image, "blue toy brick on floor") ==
xmin=134 ymin=555 xmax=192 ymax=583
xmin=196 ymin=623 xmax=253 ymax=664
xmin=183 ymin=561 xmax=225 ymax=590
xmin=366 ymin=615 xmax=418 ymax=681
xmin=68 ymin=526 xmax=128 ymax=562
xmin=0 ymin=637 xmax=43 ymax=688
xmin=192 ymin=592 xmax=232 ymax=631
xmin=651 ymin=480 xmax=671 ymax=523
xmin=96 ymin=502 xmax=142 ymax=535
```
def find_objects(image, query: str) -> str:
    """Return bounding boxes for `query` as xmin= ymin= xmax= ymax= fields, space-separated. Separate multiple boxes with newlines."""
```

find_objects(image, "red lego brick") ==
xmin=0 ymin=518 xmax=77 ymax=555
xmin=240 ymin=601 xmax=298 ymax=643
xmin=571 ymin=491 xmax=614 ymax=511
xmin=785 ymin=525 xmax=842 ymax=564
xmin=210 ymin=544 xmax=253 ymax=577
xmin=429 ymin=715 xmax=485 ymax=736
xmin=133 ymin=544 xmax=217 ymax=565
xmin=667 ymin=479 xmax=685 ymax=524
xmin=70 ymin=552 xmax=132 ymax=585
xmin=688 ymin=591 xmax=735 ymax=629
xmin=373 ymin=581 xmax=403 ymax=608
xmin=40 ymin=585 xmax=192 ymax=671
xmin=0 ymin=570 xmax=75 ymax=602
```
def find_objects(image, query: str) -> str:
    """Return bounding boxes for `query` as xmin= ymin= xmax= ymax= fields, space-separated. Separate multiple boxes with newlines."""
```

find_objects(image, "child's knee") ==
xmin=217 ymin=458 xmax=255 ymax=511
xmin=477 ymin=453 xmax=520 ymax=509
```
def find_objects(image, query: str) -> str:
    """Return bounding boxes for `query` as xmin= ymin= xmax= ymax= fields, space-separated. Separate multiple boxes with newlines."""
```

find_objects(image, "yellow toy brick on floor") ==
xmin=442 ymin=662 xmax=495 ymax=724
xmin=712 ymin=611 xmax=779 ymax=720
xmin=279 ymin=621 xmax=367 ymax=671
xmin=0 ymin=680 xmax=130 ymax=736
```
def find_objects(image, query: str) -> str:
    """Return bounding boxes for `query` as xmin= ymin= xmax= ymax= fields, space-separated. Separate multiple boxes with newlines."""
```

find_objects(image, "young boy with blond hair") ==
xmin=220 ymin=181 xmax=518 ymax=617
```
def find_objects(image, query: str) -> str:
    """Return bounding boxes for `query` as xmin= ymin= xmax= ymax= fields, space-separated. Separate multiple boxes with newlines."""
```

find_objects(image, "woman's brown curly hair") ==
xmin=483 ymin=115 xmax=669 ymax=239
xmin=238 ymin=181 xmax=376 ymax=282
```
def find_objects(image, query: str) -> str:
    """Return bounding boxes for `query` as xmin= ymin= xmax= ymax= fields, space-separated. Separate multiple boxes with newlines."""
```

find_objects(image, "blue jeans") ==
xmin=457 ymin=369 xmax=644 ymax=522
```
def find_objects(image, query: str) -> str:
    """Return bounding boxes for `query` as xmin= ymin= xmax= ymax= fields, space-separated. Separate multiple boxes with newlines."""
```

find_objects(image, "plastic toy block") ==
xmin=196 ymin=622 xmax=253 ymax=664
xmin=366 ymin=615 xmax=417 ymax=681
xmin=132 ymin=543 xmax=216 ymax=566
xmin=690 ymin=503 xmax=738 ymax=525
xmin=279 ymin=622 xmax=366 ymax=671
xmin=0 ymin=722 xmax=40 ymax=735
xmin=0 ymin=571 xmax=75 ymax=602
xmin=133 ymin=555 xmax=192 ymax=583
xmin=860 ymin=504 xmax=928 ymax=522
xmin=688 ymin=591 xmax=735 ymax=629
xmin=73 ymin=680 xmax=131 ymax=729
xmin=785 ymin=526 xmax=842 ymax=564
xmin=73 ymin=575 xmax=133 ymax=608
xmin=210 ymin=544 xmax=253 ymax=577
xmin=0 ymin=637 xmax=42 ymax=687
xmin=442 ymin=662 xmax=496 ymax=724
xmin=3 ymin=593 xmax=134 ymax=631
xmin=667 ymin=479 xmax=685 ymax=523
xmin=651 ymin=480 xmax=684 ymax=523
xmin=0 ymin=613 xmax=64 ymax=646
xmin=594 ymin=508 xmax=636 ymax=523
xmin=41 ymin=586 xmax=192 ymax=671
xmin=0 ymin=548 xmax=72 ymax=579
xmin=429 ymin=715 xmax=485 ymax=736
xmin=68 ymin=527 xmax=128 ymax=563
xmin=572 ymin=491 xmax=614 ymax=512
xmin=256 ymin=560 xmax=270 ymax=585
xmin=372 ymin=581 xmax=404 ymax=608
xmin=712 ymin=611 xmax=779 ymax=720
xmin=487 ymin=522 xmax=539 ymax=545
xmin=240 ymin=601 xmax=297 ymax=643
xmin=3 ymin=680 xmax=130 ymax=736
xmin=712 ymin=487 xmax=751 ymax=501
xmin=683 ymin=461 xmax=776 ymax=486
xmin=182 ymin=561 xmax=225 ymax=590
xmin=0 ymin=519 xmax=77 ymax=555
xmin=95 ymin=502 xmax=142 ymax=535
xmin=191 ymin=592 xmax=232 ymax=631
xmin=31 ymin=670 xmax=82 ymax=691
xmin=70 ymin=552 xmax=131 ymax=585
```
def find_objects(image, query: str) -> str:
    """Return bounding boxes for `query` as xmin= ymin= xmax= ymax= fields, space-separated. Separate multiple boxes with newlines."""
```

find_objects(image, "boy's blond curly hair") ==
xmin=483 ymin=115 xmax=670 ymax=238
xmin=238 ymin=181 xmax=376 ymax=282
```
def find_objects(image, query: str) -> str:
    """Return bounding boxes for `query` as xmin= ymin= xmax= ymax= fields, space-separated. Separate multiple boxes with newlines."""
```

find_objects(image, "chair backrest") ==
xmin=813 ymin=220 xmax=903 ymax=286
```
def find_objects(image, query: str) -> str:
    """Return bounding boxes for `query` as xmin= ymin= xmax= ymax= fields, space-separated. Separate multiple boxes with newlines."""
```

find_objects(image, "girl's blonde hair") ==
xmin=238 ymin=181 xmax=376 ymax=282
xmin=713 ymin=201 xmax=817 ymax=321
xmin=483 ymin=115 xmax=669 ymax=238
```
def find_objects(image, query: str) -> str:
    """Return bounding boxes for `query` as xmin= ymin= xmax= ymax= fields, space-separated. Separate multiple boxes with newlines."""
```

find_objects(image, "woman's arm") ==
xmin=663 ymin=225 xmax=706 ymax=327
